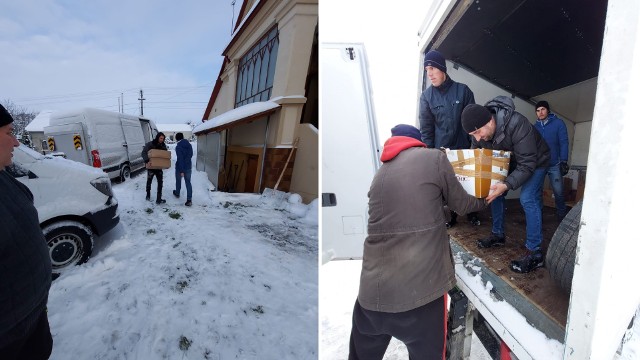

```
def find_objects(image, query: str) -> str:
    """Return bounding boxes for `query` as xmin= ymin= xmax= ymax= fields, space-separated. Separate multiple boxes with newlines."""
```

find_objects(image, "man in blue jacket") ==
xmin=419 ymin=49 xmax=480 ymax=227
xmin=172 ymin=132 xmax=193 ymax=206
xmin=534 ymin=101 xmax=570 ymax=220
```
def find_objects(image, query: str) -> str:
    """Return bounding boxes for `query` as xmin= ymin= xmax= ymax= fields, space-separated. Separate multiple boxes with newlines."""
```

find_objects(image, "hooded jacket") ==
xmin=472 ymin=96 xmax=550 ymax=191
xmin=419 ymin=76 xmax=475 ymax=149
xmin=141 ymin=132 xmax=168 ymax=163
xmin=534 ymin=113 xmax=569 ymax=166
xmin=357 ymin=136 xmax=486 ymax=313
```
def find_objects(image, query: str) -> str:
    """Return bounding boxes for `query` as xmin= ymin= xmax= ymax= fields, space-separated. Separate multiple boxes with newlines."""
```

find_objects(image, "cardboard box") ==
xmin=147 ymin=157 xmax=171 ymax=169
xmin=446 ymin=149 xmax=511 ymax=198
xmin=148 ymin=149 xmax=171 ymax=159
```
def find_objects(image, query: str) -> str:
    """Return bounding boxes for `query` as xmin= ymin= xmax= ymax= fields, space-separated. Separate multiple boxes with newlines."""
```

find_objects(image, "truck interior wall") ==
xmin=571 ymin=122 xmax=592 ymax=167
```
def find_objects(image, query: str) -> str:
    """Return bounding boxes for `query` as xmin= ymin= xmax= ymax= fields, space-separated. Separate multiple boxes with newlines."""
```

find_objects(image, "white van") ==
xmin=44 ymin=108 xmax=158 ymax=181
xmin=7 ymin=145 xmax=120 ymax=277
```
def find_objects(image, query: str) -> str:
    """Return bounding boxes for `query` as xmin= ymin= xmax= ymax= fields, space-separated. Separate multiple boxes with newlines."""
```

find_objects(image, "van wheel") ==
xmin=120 ymin=165 xmax=131 ymax=182
xmin=546 ymin=201 xmax=582 ymax=294
xmin=43 ymin=221 xmax=94 ymax=277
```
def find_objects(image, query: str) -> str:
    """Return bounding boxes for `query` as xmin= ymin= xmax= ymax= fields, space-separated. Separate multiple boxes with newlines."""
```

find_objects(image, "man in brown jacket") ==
xmin=349 ymin=124 xmax=486 ymax=360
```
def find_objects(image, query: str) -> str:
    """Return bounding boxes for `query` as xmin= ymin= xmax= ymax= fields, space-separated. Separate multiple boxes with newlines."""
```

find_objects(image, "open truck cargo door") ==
xmin=321 ymin=43 xmax=381 ymax=263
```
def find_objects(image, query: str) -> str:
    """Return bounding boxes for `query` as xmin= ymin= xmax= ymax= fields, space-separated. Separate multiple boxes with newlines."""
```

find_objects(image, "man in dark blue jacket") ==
xmin=0 ymin=104 xmax=53 ymax=359
xmin=534 ymin=101 xmax=570 ymax=220
xmin=419 ymin=49 xmax=480 ymax=227
xmin=172 ymin=132 xmax=193 ymax=206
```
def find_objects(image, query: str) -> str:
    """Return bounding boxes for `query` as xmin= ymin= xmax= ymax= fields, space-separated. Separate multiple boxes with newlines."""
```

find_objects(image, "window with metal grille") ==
xmin=235 ymin=26 xmax=279 ymax=107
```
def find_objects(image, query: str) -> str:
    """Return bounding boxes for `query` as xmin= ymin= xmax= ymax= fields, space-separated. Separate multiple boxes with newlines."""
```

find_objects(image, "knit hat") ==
xmin=0 ymin=104 xmax=13 ymax=127
xmin=424 ymin=50 xmax=447 ymax=73
xmin=461 ymin=104 xmax=492 ymax=133
xmin=391 ymin=124 xmax=422 ymax=141
xmin=535 ymin=100 xmax=550 ymax=112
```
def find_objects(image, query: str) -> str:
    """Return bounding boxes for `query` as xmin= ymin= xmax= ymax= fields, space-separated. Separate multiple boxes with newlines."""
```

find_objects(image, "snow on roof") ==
xmin=25 ymin=110 xmax=54 ymax=132
xmin=193 ymin=100 xmax=280 ymax=134
xmin=231 ymin=0 xmax=262 ymax=39
xmin=155 ymin=123 xmax=193 ymax=132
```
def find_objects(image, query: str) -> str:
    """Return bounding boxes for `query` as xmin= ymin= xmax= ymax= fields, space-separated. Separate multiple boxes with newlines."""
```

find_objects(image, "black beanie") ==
xmin=0 ymin=104 xmax=14 ymax=127
xmin=535 ymin=100 xmax=550 ymax=112
xmin=391 ymin=124 xmax=422 ymax=141
xmin=461 ymin=104 xmax=492 ymax=133
xmin=424 ymin=50 xmax=447 ymax=73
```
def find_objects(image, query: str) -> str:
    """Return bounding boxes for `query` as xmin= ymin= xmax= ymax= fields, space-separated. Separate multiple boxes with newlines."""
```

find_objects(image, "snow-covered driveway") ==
xmin=47 ymin=143 xmax=318 ymax=359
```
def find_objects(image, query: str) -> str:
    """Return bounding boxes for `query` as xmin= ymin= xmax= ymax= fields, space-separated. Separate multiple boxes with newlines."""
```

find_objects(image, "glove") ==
xmin=559 ymin=161 xmax=569 ymax=176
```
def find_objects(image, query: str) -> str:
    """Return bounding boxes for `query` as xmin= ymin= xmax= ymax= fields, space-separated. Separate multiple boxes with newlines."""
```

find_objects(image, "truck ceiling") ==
xmin=428 ymin=0 xmax=608 ymax=99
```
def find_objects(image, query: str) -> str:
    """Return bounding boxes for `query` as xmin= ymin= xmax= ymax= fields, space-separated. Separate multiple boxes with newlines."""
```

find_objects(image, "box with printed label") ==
xmin=446 ymin=149 xmax=511 ymax=198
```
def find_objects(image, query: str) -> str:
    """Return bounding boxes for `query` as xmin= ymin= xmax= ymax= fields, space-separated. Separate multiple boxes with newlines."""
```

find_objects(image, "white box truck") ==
xmin=7 ymin=145 xmax=120 ymax=277
xmin=44 ymin=108 xmax=158 ymax=181
xmin=321 ymin=0 xmax=640 ymax=357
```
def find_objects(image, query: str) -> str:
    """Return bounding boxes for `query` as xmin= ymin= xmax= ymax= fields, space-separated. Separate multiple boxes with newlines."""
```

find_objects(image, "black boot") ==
xmin=476 ymin=233 xmax=505 ymax=248
xmin=445 ymin=211 xmax=458 ymax=229
xmin=156 ymin=193 xmax=166 ymax=204
xmin=468 ymin=212 xmax=481 ymax=226
xmin=146 ymin=192 xmax=151 ymax=201
xmin=510 ymin=250 xmax=544 ymax=273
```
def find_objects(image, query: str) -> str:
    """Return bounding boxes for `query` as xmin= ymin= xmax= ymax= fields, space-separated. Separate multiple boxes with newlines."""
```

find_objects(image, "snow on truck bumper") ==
xmin=83 ymin=196 xmax=119 ymax=236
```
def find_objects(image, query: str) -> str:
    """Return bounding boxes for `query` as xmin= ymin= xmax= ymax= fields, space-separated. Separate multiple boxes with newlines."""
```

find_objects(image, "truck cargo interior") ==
xmin=422 ymin=0 xmax=608 ymax=346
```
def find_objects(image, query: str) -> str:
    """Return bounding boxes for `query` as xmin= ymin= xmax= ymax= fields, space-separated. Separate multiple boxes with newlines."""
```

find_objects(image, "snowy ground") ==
xmin=47 ymin=142 xmax=318 ymax=360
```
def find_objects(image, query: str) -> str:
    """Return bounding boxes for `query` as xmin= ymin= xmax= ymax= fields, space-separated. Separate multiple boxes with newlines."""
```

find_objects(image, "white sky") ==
xmin=46 ymin=142 xmax=319 ymax=359
xmin=320 ymin=0 xmax=428 ymax=145
xmin=0 ymin=1 xmax=234 ymax=124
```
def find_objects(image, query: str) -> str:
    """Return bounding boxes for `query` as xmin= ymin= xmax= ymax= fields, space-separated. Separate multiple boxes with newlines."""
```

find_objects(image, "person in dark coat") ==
xmin=172 ymin=132 xmax=193 ymax=206
xmin=534 ymin=100 xmax=570 ymax=220
xmin=461 ymin=96 xmax=550 ymax=273
xmin=0 ymin=104 xmax=53 ymax=360
xmin=141 ymin=132 xmax=168 ymax=204
xmin=349 ymin=124 xmax=486 ymax=360
xmin=419 ymin=49 xmax=480 ymax=227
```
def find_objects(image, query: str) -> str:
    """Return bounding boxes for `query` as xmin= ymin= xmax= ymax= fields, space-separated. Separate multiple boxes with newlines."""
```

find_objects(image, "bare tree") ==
xmin=1 ymin=99 xmax=37 ymax=146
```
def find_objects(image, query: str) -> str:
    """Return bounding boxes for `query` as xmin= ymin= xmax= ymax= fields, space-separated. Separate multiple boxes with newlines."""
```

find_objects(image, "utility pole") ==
xmin=121 ymin=93 xmax=124 ymax=113
xmin=118 ymin=97 xmax=121 ymax=113
xmin=138 ymin=89 xmax=145 ymax=116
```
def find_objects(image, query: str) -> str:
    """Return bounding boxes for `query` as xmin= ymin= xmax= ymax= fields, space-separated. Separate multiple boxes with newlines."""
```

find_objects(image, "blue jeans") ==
xmin=546 ymin=164 xmax=567 ymax=218
xmin=491 ymin=168 xmax=546 ymax=251
xmin=175 ymin=169 xmax=192 ymax=200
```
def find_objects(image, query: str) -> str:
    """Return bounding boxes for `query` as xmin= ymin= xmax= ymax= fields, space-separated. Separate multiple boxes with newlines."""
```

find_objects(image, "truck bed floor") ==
xmin=449 ymin=199 xmax=570 ymax=330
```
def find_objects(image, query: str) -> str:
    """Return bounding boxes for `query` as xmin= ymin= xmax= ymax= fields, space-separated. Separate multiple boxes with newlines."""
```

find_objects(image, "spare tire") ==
xmin=546 ymin=201 xmax=582 ymax=294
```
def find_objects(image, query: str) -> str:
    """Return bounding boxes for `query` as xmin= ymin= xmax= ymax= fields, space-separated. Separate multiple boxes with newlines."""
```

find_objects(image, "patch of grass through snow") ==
xmin=179 ymin=335 xmax=192 ymax=351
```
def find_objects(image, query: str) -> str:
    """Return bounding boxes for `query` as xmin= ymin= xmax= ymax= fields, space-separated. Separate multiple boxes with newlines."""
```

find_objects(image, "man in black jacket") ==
xmin=419 ymin=49 xmax=480 ymax=227
xmin=141 ymin=132 xmax=168 ymax=204
xmin=0 ymin=104 xmax=53 ymax=359
xmin=461 ymin=96 xmax=550 ymax=273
